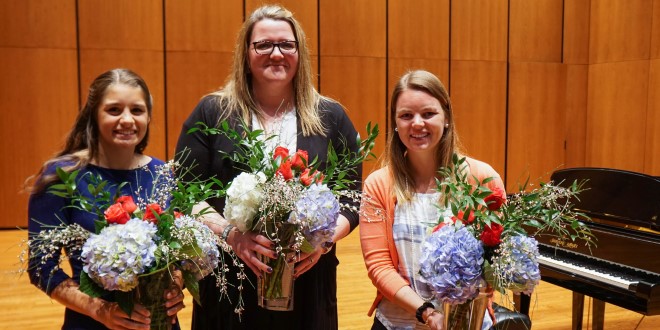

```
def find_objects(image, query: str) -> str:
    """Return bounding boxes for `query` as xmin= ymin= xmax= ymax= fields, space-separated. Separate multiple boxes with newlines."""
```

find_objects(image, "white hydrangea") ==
xmin=224 ymin=172 xmax=266 ymax=232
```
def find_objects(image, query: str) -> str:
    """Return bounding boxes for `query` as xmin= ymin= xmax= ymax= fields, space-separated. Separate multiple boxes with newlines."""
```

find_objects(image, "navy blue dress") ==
xmin=27 ymin=158 xmax=181 ymax=330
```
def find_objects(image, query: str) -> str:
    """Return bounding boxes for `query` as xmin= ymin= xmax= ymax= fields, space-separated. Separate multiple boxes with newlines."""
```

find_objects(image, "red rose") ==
xmin=452 ymin=210 xmax=475 ymax=224
xmin=174 ymin=211 xmax=183 ymax=218
xmin=484 ymin=186 xmax=506 ymax=211
xmin=300 ymin=168 xmax=314 ymax=186
xmin=480 ymin=222 xmax=504 ymax=246
xmin=104 ymin=202 xmax=130 ymax=224
xmin=432 ymin=222 xmax=446 ymax=232
xmin=276 ymin=160 xmax=294 ymax=181
xmin=291 ymin=150 xmax=308 ymax=171
xmin=116 ymin=195 xmax=137 ymax=214
xmin=143 ymin=203 xmax=163 ymax=223
xmin=273 ymin=146 xmax=289 ymax=162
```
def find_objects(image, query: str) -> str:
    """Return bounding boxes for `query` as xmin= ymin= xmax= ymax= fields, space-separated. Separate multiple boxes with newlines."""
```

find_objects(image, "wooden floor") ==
xmin=2 ymin=229 xmax=658 ymax=329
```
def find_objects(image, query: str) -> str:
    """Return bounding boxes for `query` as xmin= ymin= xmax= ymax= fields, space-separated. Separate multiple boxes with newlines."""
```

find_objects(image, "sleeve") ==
xmin=27 ymin=166 xmax=73 ymax=295
xmin=359 ymin=172 xmax=409 ymax=302
xmin=468 ymin=157 xmax=506 ymax=195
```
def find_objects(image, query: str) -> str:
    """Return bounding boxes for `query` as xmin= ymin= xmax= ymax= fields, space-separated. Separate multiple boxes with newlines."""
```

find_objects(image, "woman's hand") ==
xmin=165 ymin=269 xmax=185 ymax=324
xmin=292 ymin=245 xmax=326 ymax=277
xmin=424 ymin=309 xmax=444 ymax=330
xmin=96 ymin=300 xmax=151 ymax=330
xmin=228 ymin=229 xmax=278 ymax=276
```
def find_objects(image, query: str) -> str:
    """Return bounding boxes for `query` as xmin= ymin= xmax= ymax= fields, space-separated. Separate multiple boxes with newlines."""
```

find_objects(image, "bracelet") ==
xmin=321 ymin=241 xmax=334 ymax=254
xmin=415 ymin=302 xmax=434 ymax=323
xmin=221 ymin=224 xmax=235 ymax=242
xmin=425 ymin=310 xmax=439 ymax=325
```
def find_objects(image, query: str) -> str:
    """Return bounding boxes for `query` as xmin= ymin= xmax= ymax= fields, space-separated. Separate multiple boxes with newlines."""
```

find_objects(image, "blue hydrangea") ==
xmin=419 ymin=225 xmax=484 ymax=304
xmin=293 ymin=183 xmax=339 ymax=248
xmin=81 ymin=218 xmax=158 ymax=291
xmin=174 ymin=215 xmax=220 ymax=280
xmin=491 ymin=235 xmax=541 ymax=295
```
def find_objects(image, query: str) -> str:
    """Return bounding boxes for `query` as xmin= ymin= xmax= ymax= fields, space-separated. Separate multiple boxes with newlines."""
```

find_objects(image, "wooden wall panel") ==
xmin=645 ymin=59 xmax=660 ymax=175
xmin=589 ymin=0 xmax=654 ymax=63
xmin=563 ymin=0 xmax=591 ymax=64
xmin=78 ymin=0 xmax=166 ymax=160
xmin=0 ymin=0 xmax=76 ymax=48
xmin=450 ymin=61 xmax=507 ymax=177
xmin=246 ymin=0 xmax=318 ymax=55
xmin=451 ymin=0 xmax=508 ymax=61
xmin=319 ymin=0 xmax=386 ymax=178
xmin=388 ymin=59 xmax=449 ymax=99
xmin=0 ymin=49 xmax=78 ymax=228
xmin=652 ymin=0 xmax=660 ymax=59
xmin=79 ymin=50 xmax=166 ymax=160
xmin=165 ymin=0 xmax=243 ymax=157
xmin=388 ymin=0 xmax=449 ymax=60
xmin=509 ymin=0 xmax=564 ymax=62
xmin=507 ymin=62 xmax=567 ymax=190
xmin=564 ymin=65 xmax=588 ymax=168
xmin=586 ymin=61 xmax=649 ymax=172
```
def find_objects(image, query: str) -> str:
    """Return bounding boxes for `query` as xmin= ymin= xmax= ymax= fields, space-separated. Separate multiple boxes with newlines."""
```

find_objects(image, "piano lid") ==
xmin=550 ymin=167 xmax=660 ymax=231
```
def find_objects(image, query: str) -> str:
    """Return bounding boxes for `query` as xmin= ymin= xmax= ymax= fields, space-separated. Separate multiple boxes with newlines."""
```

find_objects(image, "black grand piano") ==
xmin=517 ymin=167 xmax=660 ymax=329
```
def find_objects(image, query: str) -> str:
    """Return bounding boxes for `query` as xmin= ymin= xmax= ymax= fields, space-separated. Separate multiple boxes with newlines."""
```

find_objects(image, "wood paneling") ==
xmin=653 ymin=0 xmax=660 ymax=59
xmin=387 ymin=59 xmax=449 ymax=99
xmin=563 ymin=0 xmax=591 ymax=64
xmin=451 ymin=0 xmax=508 ymax=61
xmin=388 ymin=0 xmax=449 ymax=60
xmin=586 ymin=61 xmax=649 ymax=172
xmin=509 ymin=0 xmax=564 ymax=62
xmin=0 ymin=48 xmax=78 ymax=228
xmin=79 ymin=50 xmax=167 ymax=160
xmin=564 ymin=65 xmax=588 ymax=168
xmin=450 ymin=61 xmax=507 ymax=177
xmin=319 ymin=0 xmax=386 ymax=58
xmin=0 ymin=0 xmax=76 ymax=48
xmin=165 ymin=0 xmax=242 ymax=52
xmin=78 ymin=0 xmax=163 ymax=51
xmin=165 ymin=52 xmax=234 ymax=157
xmin=645 ymin=59 xmax=660 ymax=175
xmin=507 ymin=62 xmax=567 ymax=189
xmin=320 ymin=57 xmax=387 ymax=177
xmin=589 ymin=0 xmax=654 ymax=63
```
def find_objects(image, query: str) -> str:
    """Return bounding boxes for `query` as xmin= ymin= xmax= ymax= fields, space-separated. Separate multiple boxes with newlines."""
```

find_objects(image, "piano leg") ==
xmin=572 ymin=292 xmax=585 ymax=330
xmin=592 ymin=299 xmax=605 ymax=330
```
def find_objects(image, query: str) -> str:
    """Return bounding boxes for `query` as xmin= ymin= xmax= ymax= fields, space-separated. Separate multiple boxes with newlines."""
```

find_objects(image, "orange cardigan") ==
xmin=359 ymin=157 xmax=505 ymax=316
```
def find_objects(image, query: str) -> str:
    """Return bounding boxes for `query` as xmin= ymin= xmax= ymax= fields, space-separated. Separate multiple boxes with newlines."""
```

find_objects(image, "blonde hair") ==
xmin=210 ymin=4 xmax=327 ymax=136
xmin=384 ymin=70 xmax=462 ymax=202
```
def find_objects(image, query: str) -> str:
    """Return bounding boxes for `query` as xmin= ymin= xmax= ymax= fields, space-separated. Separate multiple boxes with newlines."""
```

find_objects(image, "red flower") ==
xmin=480 ymin=222 xmax=504 ymax=246
xmin=104 ymin=203 xmax=130 ymax=224
xmin=485 ymin=186 xmax=506 ymax=211
xmin=143 ymin=203 xmax=163 ymax=223
xmin=116 ymin=195 xmax=137 ymax=214
xmin=452 ymin=210 xmax=475 ymax=224
xmin=276 ymin=160 xmax=294 ymax=181
xmin=174 ymin=211 xmax=184 ymax=218
xmin=300 ymin=168 xmax=323 ymax=186
xmin=273 ymin=146 xmax=289 ymax=162
xmin=432 ymin=222 xmax=447 ymax=232
xmin=291 ymin=150 xmax=308 ymax=171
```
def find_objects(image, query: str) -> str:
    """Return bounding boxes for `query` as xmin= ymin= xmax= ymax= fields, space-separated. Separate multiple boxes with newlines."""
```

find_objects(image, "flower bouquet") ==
xmin=418 ymin=154 xmax=596 ymax=329
xmin=191 ymin=121 xmax=378 ymax=311
xmin=24 ymin=157 xmax=229 ymax=329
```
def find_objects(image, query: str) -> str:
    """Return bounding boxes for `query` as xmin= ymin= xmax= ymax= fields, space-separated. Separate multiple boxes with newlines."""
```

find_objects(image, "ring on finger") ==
xmin=309 ymin=258 xmax=314 ymax=264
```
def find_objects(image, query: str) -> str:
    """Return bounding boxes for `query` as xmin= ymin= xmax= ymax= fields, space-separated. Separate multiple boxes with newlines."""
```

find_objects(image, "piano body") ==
xmin=518 ymin=167 xmax=660 ymax=329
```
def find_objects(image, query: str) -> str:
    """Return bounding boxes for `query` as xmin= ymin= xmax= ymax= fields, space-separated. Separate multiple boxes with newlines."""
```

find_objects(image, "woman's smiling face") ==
xmin=394 ymin=88 xmax=448 ymax=155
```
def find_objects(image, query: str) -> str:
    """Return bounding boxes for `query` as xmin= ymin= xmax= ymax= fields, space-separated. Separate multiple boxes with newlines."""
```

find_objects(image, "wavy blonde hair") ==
xmin=209 ymin=4 xmax=327 ymax=136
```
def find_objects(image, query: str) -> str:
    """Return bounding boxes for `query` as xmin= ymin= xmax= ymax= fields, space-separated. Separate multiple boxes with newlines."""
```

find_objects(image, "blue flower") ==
xmin=490 ymin=235 xmax=541 ymax=294
xmin=293 ymin=183 xmax=340 ymax=248
xmin=419 ymin=225 xmax=484 ymax=304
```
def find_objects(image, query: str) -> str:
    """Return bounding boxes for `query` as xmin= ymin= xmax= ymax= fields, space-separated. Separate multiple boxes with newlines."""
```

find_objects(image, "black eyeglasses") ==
xmin=252 ymin=40 xmax=299 ymax=55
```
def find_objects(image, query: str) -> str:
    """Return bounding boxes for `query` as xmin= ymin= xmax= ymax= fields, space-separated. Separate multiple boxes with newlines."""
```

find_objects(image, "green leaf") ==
xmin=79 ymin=271 xmax=107 ymax=298
xmin=182 ymin=271 xmax=202 ymax=305
xmin=116 ymin=290 xmax=135 ymax=317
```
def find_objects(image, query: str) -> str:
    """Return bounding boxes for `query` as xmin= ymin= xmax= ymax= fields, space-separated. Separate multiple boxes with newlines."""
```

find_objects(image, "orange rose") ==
xmin=484 ymin=186 xmax=506 ymax=211
xmin=300 ymin=168 xmax=314 ymax=186
xmin=452 ymin=210 xmax=475 ymax=224
xmin=116 ymin=195 xmax=137 ymax=214
xmin=432 ymin=222 xmax=447 ymax=232
xmin=143 ymin=203 xmax=163 ymax=223
xmin=104 ymin=202 xmax=130 ymax=224
xmin=273 ymin=146 xmax=289 ymax=162
xmin=291 ymin=150 xmax=308 ymax=171
xmin=276 ymin=160 xmax=293 ymax=181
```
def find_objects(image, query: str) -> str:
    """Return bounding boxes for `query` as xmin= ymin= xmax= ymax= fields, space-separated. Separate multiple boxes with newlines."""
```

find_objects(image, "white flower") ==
xmin=224 ymin=172 xmax=266 ymax=232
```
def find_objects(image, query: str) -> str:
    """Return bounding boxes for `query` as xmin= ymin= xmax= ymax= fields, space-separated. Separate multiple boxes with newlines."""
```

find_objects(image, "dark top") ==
xmin=175 ymin=95 xmax=362 ymax=330
xmin=27 ymin=158 xmax=182 ymax=330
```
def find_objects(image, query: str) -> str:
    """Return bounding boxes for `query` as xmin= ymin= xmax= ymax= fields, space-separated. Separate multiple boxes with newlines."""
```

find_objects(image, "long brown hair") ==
xmin=209 ymin=4 xmax=328 ymax=136
xmin=384 ymin=70 xmax=461 ymax=201
xmin=27 ymin=68 xmax=153 ymax=193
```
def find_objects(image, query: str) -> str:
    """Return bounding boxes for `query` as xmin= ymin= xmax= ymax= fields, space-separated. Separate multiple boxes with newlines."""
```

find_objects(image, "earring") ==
xmin=394 ymin=127 xmax=398 ymax=132
xmin=445 ymin=124 xmax=449 ymax=128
